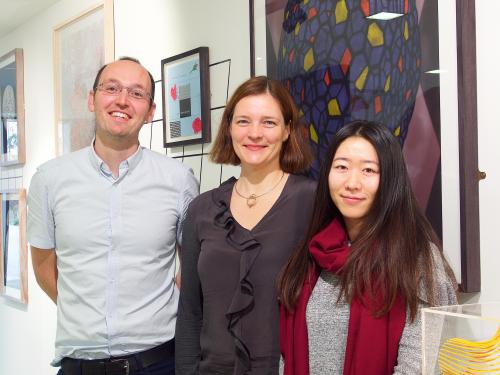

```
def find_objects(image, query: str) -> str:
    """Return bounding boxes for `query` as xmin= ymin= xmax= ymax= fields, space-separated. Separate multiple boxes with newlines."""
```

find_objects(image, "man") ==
xmin=28 ymin=57 xmax=199 ymax=375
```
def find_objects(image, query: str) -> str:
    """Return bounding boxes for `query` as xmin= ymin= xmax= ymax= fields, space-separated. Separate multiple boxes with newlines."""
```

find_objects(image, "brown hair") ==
xmin=279 ymin=121 xmax=457 ymax=322
xmin=209 ymin=76 xmax=312 ymax=173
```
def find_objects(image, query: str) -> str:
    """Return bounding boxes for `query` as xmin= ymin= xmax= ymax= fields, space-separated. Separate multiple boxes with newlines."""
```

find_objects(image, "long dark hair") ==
xmin=279 ymin=120 xmax=456 ymax=321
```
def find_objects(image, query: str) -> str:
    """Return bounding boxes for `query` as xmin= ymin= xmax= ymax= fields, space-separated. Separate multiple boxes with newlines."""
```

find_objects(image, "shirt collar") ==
xmin=88 ymin=138 xmax=144 ymax=180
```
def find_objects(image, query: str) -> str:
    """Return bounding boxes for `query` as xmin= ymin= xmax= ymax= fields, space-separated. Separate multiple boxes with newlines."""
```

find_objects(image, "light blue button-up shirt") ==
xmin=27 ymin=145 xmax=199 ymax=366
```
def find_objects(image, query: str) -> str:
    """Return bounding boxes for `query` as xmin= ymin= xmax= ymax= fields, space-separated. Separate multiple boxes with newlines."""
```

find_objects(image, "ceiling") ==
xmin=0 ymin=0 xmax=60 ymax=40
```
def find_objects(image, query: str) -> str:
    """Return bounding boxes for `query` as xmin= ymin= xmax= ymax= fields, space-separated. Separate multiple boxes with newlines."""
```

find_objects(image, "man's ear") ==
xmin=88 ymin=90 xmax=95 ymax=112
xmin=146 ymin=102 xmax=156 ymax=123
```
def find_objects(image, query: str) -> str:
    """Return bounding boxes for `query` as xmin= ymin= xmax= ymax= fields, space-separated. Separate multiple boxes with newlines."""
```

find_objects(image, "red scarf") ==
xmin=280 ymin=219 xmax=406 ymax=375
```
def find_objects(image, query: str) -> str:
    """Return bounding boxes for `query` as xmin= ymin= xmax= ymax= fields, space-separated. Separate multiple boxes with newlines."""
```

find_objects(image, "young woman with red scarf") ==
xmin=279 ymin=121 xmax=457 ymax=375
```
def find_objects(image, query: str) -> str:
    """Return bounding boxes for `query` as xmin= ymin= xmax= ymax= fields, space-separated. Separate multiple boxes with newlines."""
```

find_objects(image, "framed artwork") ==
xmin=0 ymin=48 xmax=25 ymax=166
xmin=252 ymin=0 xmax=479 ymax=291
xmin=161 ymin=47 xmax=211 ymax=148
xmin=0 ymin=189 xmax=28 ymax=304
xmin=53 ymin=0 xmax=114 ymax=155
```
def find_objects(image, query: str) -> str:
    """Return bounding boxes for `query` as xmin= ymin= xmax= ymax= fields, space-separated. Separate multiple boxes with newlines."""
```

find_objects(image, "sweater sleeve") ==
xmin=393 ymin=244 xmax=458 ymax=375
xmin=393 ymin=305 xmax=425 ymax=375
xmin=175 ymin=208 xmax=203 ymax=375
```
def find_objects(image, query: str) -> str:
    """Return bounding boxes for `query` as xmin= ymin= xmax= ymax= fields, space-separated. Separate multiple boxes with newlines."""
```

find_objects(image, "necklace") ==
xmin=234 ymin=172 xmax=285 ymax=208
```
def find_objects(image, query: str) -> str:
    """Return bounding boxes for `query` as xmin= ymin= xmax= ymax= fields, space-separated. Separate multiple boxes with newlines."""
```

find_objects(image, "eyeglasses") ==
xmin=97 ymin=82 xmax=151 ymax=101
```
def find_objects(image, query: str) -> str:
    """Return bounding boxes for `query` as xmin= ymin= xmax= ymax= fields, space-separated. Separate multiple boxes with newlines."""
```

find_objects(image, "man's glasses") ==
xmin=97 ymin=82 xmax=151 ymax=101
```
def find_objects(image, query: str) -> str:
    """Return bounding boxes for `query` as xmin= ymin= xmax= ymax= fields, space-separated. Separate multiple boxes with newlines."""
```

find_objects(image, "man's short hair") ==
xmin=92 ymin=56 xmax=155 ymax=106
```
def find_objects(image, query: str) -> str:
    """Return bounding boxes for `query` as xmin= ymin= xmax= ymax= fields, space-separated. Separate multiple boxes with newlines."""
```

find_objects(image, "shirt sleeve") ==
xmin=27 ymin=168 xmax=55 ymax=250
xmin=175 ymin=207 xmax=203 ymax=374
xmin=176 ymin=168 xmax=199 ymax=244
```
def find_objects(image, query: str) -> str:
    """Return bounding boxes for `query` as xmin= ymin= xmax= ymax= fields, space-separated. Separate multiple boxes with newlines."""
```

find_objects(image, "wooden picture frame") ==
xmin=161 ymin=47 xmax=211 ymax=148
xmin=0 ymin=48 xmax=25 ymax=166
xmin=0 ymin=189 xmax=28 ymax=304
xmin=53 ymin=0 xmax=114 ymax=155
xmin=455 ymin=0 xmax=480 ymax=292
xmin=251 ymin=0 xmax=480 ymax=292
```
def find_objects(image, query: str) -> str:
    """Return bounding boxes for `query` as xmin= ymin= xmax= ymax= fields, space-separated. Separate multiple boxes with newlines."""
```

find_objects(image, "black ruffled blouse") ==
xmin=175 ymin=175 xmax=316 ymax=375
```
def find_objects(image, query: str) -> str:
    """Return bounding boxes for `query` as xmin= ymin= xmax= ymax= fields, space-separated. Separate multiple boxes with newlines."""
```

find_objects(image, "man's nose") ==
xmin=115 ymin=88 xmax=129 ymax=105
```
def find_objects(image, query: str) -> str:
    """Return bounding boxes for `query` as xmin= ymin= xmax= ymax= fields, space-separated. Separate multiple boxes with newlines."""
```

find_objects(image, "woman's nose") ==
xmin=345 ymin=171 xmax=361 ymax=190
xmin=247 ymin=123 xmax=262 ymax=138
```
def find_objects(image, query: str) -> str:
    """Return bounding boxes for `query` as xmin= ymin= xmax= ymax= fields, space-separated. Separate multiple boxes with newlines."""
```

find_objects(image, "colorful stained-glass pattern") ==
xmin=271 ymin=0 xmax=421 ymax=177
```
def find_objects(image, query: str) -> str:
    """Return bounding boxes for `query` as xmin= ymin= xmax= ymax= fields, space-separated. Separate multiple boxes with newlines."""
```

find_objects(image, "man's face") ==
xmin=88 ymin=60 xmax=156 ymax=144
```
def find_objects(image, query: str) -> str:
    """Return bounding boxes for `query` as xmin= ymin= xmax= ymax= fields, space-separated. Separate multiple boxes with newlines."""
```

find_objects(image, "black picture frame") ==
xmin=456 ymin=0 xmax=480 ymax=293
xmin=161 ymin=47 xmax=211 ymax=148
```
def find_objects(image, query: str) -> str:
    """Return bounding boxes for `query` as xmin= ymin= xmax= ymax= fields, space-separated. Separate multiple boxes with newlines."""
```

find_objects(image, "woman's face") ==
xmin=230 ymin=93 xmax=290 ymax=171
xmin=328 ymin=136 xmax=380 ymax=239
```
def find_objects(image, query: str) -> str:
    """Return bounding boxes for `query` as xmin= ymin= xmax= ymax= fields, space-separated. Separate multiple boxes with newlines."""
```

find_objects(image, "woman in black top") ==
xmin=175 ymin=76 xmax=315 ymax=374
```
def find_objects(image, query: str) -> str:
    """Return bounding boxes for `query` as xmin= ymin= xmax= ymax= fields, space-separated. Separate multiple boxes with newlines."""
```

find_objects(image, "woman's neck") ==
xmin=238 ymin=166 xmax=285 ymax=194
xmin=344 ymin=219 xmax=362 ymax=242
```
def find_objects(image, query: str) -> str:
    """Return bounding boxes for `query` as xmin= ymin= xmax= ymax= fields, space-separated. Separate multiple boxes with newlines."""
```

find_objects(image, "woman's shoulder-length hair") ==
xmin=209 ymin=76 xmax=312 ymax=174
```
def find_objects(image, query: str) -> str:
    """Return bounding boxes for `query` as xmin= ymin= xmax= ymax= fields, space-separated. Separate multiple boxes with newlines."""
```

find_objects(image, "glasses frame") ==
xmin=97 ymin=81 xmax=152 ymax=102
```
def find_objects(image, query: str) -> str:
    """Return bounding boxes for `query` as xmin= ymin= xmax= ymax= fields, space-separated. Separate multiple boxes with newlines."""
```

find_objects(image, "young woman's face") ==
xmin=328 ymin=136 xmax=380 ymax=239
xmin=229 ymin=93 xmax=289 ymax=171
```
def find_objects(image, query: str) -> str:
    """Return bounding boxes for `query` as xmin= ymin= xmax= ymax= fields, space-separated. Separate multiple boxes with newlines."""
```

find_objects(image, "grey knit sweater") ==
xmin=306 ymin=248 xmax=457 ymax=374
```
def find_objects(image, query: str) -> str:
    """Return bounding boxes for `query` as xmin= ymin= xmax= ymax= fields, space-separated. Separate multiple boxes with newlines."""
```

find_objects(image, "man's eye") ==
xmin=105 ymin=85 xmax=119 ymax=94
xmin=130 ymin=90 xmax=145 ymax=99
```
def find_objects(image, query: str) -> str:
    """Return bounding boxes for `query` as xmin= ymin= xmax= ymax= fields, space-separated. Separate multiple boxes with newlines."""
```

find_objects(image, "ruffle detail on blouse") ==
xmin=212 ymin=178 xmax=262 ymax=374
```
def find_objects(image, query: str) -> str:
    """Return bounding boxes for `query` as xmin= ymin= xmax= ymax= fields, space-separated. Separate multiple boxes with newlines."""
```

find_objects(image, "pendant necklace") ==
xmin=234 ymin=172 xmax=285 ymax=208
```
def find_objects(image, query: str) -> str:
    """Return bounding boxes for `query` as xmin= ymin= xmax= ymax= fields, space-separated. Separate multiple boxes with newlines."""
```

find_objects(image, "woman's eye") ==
xmin=363 ymin=168 xmax=378 ymax=174
xmin=263 ymin=120 xmax=276 ymax=127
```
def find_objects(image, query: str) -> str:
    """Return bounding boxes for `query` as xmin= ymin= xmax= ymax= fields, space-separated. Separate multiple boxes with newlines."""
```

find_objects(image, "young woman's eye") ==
xmin=363 ymin=168 xmax=378 ymax=174
xmin=263 ymin=120 xmax=277 ymax=127
xmin=334 ymin=164 xmax=347 ymax=171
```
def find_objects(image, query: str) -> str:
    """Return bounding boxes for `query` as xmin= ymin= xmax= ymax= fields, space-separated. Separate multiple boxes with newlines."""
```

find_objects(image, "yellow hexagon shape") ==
xmin=355 ymin=67 xmax=369 ymax=91
xmin=328 ymin=98 xmax=341 ymax=116
xmin=384 ymin=74 xmax=391 ymax=92
xmin=335 ymin=0 xmax=348 ymax=24
xmin=367 ymin=22 xmax=384 ymax=47
xmin=304 ymin=48 xmax=315 ymax=71
xmin=310 ymin=124 xmax=318 ymax=144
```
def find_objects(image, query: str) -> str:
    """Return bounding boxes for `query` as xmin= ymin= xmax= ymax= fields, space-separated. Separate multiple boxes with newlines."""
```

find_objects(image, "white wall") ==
xmin=0 ymin=1 xmax=250 ymax=374
xmin=0 ymin=0 xmax=499 ymax=374
xmin=113 ymin=0 xmax=249 ymax=191
xmin=0 ymin=2 xmax=110 ymax=374
xmin=468 ymin=1 xmax=500 ymax=304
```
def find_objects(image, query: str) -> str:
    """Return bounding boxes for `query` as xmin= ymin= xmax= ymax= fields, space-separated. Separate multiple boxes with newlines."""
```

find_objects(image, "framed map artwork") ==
xmin=53 ymin=0 xmax=114 ymax=155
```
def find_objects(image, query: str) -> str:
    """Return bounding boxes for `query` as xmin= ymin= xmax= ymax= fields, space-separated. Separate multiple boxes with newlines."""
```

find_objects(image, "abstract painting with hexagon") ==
xmin=265 ymin=0 xmax=442 ymax=236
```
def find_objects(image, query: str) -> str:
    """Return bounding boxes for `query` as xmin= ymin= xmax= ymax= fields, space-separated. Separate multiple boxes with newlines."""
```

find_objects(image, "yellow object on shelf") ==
xmin=422 ymin=303 xmax=500 ymax=374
